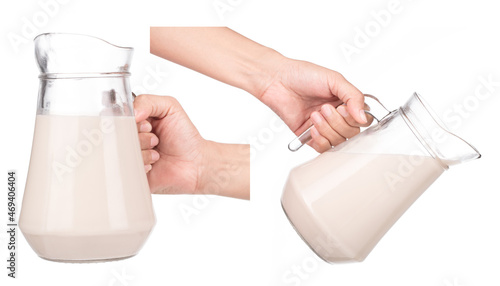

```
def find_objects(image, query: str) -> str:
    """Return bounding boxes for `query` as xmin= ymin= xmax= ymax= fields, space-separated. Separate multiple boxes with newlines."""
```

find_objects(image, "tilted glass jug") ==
xmin=282 ymin=93 xmax=480 ymax=263
xmin=19 ymin=33 xmax=156 ymax=262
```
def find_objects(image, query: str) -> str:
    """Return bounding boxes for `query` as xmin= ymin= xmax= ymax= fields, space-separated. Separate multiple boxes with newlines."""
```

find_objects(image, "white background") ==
xmin=1 ymin=0 xmax=499 ymax=285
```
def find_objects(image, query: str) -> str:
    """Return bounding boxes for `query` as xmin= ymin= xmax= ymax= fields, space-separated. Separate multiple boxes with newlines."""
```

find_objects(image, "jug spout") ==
xmin=34 ymin=33 xmax=133 ymax=76
xmin=401 ymin=93 xmax=481 ymax=168
xmin=428 ymin=127 xmax=481 ymax=167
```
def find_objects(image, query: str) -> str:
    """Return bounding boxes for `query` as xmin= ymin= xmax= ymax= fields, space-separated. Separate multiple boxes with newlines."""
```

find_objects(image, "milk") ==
xmin=281 ymin=151 xmax=444 ymax=262
xmin=19 ymin=115 xmax=156 ymax=262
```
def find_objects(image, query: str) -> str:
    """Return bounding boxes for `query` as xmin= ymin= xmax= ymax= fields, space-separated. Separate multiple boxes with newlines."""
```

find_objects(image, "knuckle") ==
xmin=141 ymin=94 xmax=157 ymax=106
xmin=142 ymin=151 xmax=149 ymax=161
xmin=331 ymin=70 xmax=346 ymax=82
xmin=134 ymin=94 xmax=148 ymax=103
xmin=315 ymin=122 xmax=325 ymax=132
xmin=319 ymin=137 xmax=329 ymax=147
xmin=165 ymin=95 xmax=179 ymax=104
xmin=313 ymin=143 xmax=324 ymax=153
xmin=140 ymin=132 xmax=150 ymax=140
xmin=321 ymin=142 xmax=330 ymax=151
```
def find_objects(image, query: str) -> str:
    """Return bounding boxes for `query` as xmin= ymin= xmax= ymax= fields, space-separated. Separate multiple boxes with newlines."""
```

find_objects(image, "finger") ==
xmin=294 ymin=118 xmax=313 ymax=137
xmin=134 ymin=94 xmax=180 ymax=122
xmin=139 ymin=133 xmax=159 ymax=149
xmin=309 ymin=126 xmax=334 ymax=153
xmin=329 ymin=72 xmax=367 ymax=124
xmin=336 ymin=104 xmax=373 ymax=128
xmin=320 ymin=104 xmax=360 ymax=139
xmin=142 ymin=149 xmax=160 ymax=165
xmin=137 ymin=120 xmax=152 ymax=133
xmin=310 ymin=111 xmax=347 ymax=147
xmin=145 ymin=164 xmax=152 ymax=173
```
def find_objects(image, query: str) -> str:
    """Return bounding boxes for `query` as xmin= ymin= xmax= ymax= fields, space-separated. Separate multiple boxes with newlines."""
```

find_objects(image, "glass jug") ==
xmin=19 ymin=33 xmax=156 ymax=262
xmin=282 ymin=93 xmax=480 ymax=263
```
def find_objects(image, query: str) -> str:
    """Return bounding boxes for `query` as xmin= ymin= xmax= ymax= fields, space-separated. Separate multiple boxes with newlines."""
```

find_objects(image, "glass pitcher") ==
xmin=281 ymin=93 xmax=480 ymax=263
xmin=19 ymin=33 xmax=156 ymax=262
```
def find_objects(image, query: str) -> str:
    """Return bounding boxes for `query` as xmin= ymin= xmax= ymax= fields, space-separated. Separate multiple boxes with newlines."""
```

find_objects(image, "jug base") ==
xmin=40 ymin=254 xmax=135 ymax=264
xmin=20 ymin=229 xmax=153 ymax=263
xmin=281 ymin=198 xmax=364 ymax=263
xmin=281 ymin=202 xmax=332 ymax=264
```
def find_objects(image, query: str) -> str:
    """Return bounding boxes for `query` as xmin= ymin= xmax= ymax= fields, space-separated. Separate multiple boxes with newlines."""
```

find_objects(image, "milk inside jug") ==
xmin=19 ymin=33 xmax=156 ymax=262
xmin=282 ymin=94 xmax=480 ymax=263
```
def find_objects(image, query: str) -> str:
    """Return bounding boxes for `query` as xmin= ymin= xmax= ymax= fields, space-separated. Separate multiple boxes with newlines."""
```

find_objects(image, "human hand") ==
xmin=257 ymin=58 xmax=373 ymax=152
xmin=134 ymin=94 xmax=250 ymax=199
xmin=149 ymin=27 xmax=371 ymax=153
xmin=134 ymin=94 xmax=206 ymax=194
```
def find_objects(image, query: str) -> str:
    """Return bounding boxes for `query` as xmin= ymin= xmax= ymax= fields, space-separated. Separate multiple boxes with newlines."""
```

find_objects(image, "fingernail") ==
xmin=321 ymin=105 xmax=332 ymax=117
xmin=145 ymin=165 xmax=152 ymax=172
xmin=151 ymin=151 xmax=160 ymax=161
xmin=311 ymin=112 xmax=321 ymax=124
xmin=337 ymin=105 xmax=349 ymax=118
xmin=151 ymin=136 xmax=159 ymax=146
xmin=359 ymin=110 xmax=368 ymax=123
xmin=140 ymin=123 xmax=149 ymax=132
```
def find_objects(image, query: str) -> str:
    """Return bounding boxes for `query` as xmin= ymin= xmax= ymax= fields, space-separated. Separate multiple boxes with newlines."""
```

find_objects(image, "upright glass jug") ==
xmin=282 ymin=93 xmax=480 ymax=263
xmin=19 ymin=33 xmax=156 ymax=262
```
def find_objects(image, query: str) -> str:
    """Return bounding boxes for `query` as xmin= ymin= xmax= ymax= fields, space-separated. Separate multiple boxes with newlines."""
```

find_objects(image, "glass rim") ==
xmin=34 ymin=33 xmax=134 ymax=51
xmin=38 ymin=72 xmax=131 ymax=79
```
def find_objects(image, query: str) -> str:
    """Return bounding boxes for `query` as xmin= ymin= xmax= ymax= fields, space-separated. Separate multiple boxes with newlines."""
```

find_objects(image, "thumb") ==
xmin=329 ymin=72 xmax=367 ymax=124
xmin=133 ymin=94 xmax=179 ymax=122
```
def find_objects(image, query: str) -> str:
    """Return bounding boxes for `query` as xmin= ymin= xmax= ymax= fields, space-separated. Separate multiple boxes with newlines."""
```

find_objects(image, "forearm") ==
xmin=150 ymin=27 xmax=286 ymax=98
xmin=197 ymin=141 xmax=250 ymax=200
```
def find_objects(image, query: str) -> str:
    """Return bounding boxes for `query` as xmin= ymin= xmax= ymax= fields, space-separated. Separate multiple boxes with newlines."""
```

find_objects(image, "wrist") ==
xmin=241 ymin=47 xmax=289 ymax=100
xmin=195 ymin=140 xmax=250 ymax=200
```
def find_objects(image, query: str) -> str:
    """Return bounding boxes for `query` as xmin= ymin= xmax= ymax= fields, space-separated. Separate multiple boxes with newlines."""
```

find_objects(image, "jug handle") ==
xmin=287 ymin=94 xmax=391 ymax=152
